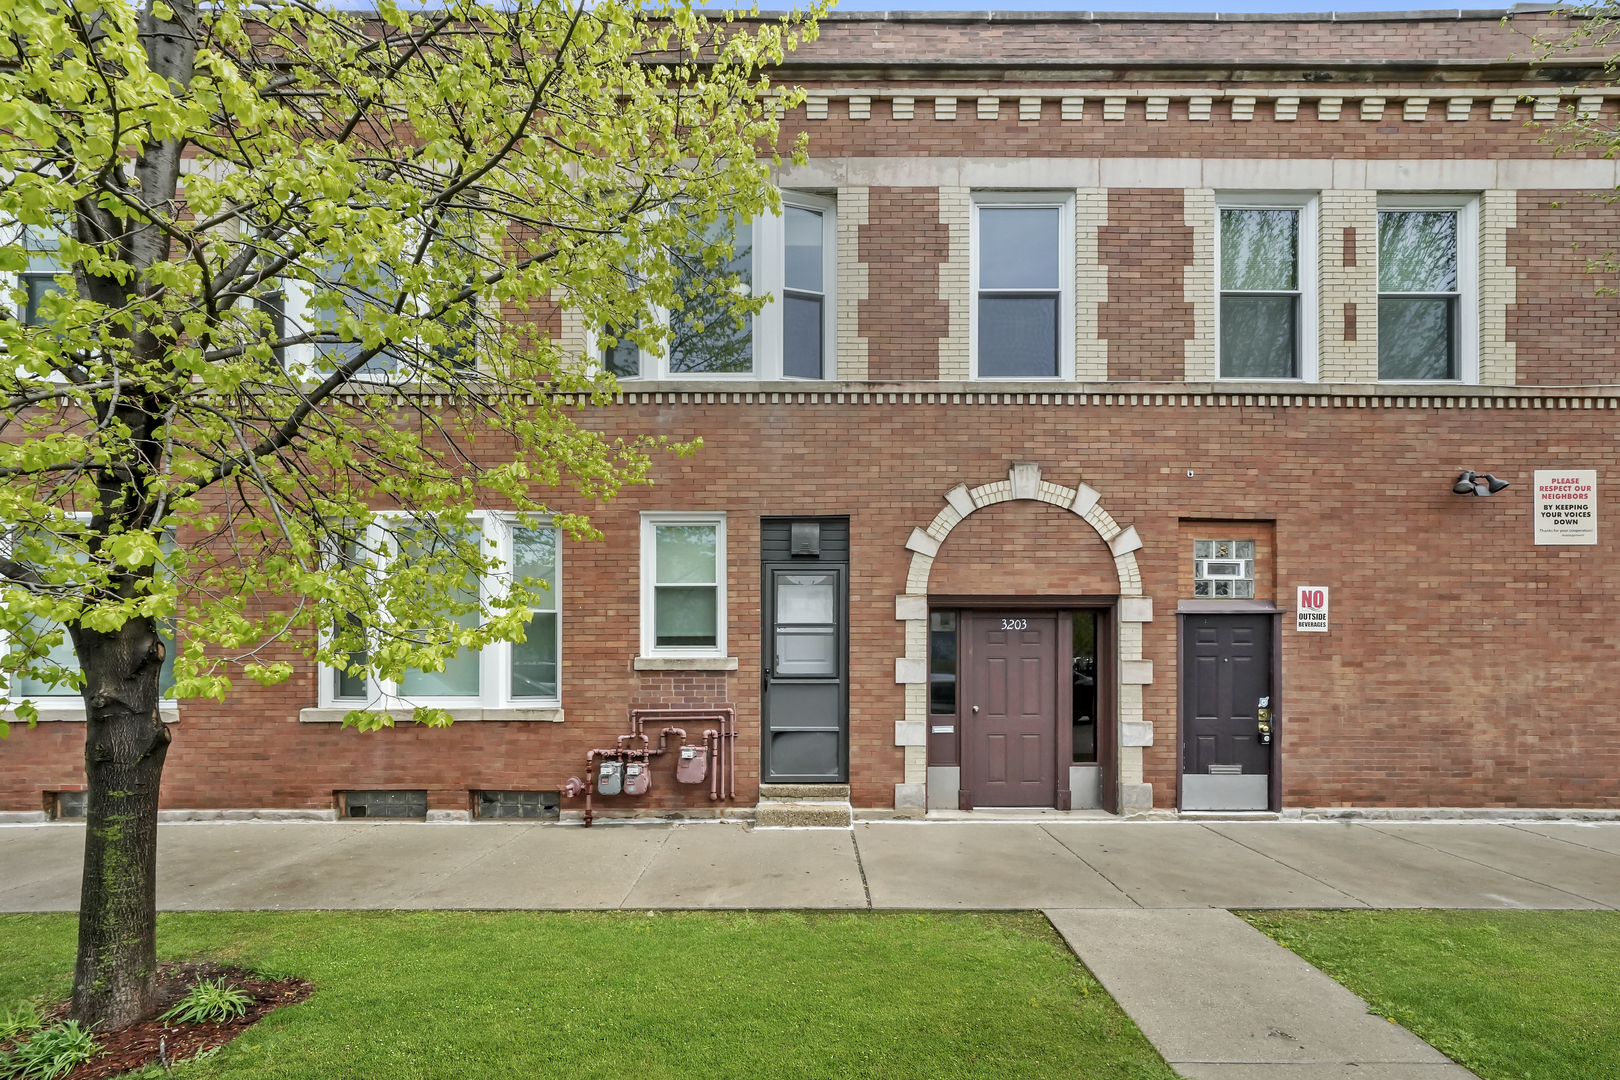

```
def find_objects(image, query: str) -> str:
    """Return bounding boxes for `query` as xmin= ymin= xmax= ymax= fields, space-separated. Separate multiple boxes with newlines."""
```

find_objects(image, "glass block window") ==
xmin=1193 ymin=540 xmax=1255 ymax=598
xmin=476 ymin=790 xmax=560 ymax=820
xmin=343 ymin=790 xmax=427 ymax=819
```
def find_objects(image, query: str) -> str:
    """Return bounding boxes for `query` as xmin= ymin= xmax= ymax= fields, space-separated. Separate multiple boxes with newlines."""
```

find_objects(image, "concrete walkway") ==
xmin=1049 ymin=909 xmax=1478 ymax=1079
xmin=9 ymin=818 xmax=1615 ymax=1080
xmin=5 ymin=818 xmax=1619 ymax=912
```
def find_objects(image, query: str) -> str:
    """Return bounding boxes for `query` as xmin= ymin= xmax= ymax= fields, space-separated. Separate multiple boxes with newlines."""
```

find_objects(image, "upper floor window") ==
xmin=601 ymin=194 xmax=836 ymax=381
xmin=17 ymin=227 xmax=66 ymax=327
xmin=1218 ymin=196 xmax=1317 ymax=380
xmin=1377 ymin=196 xmax=1477 ymax=382
xmin=971 ymin=194 xmax=1073 ymax=379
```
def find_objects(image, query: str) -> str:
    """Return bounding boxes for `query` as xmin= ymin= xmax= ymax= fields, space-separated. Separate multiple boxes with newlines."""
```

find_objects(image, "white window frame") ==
xmin=969 ymin=191 xmax=1076 ymax=381
xmin=594 ymin=194 xmax=837 ymax=382
xmin=1375 ymin=193 xmax=1479 ymax=385
xmin=1214 ymin=192 xmax=1320 ymax=383
xmin=0 ymin=513 xmax=179 ymax=713
xmin=275 ymin=218 xmax=485 ymax=382
xmin=316 ymin=511 xmax=562 ymax=710
xmin=639 ymin=512 xmax=727 ymax=659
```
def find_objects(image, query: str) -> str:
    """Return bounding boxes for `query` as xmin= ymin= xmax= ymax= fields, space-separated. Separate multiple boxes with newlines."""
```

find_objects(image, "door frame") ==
xmin=1174 ymin=601 xmax=1284 ymax=813
xmin=761 ymin=560 xmax=850 ymax=784
xmin=931 ymin=595 xmax=1119 ymax=814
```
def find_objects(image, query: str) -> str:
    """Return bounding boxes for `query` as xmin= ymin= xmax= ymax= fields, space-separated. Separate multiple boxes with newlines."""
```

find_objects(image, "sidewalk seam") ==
xmin=851 ymin=828 xmax=874 ymax=908
xmin=1207 ymin=824 xmax=1372 ymax=908
xmin=1367 ymin=824 xmax=1614 ymax=909
xmin=1038 ymin=823 xmax=1144 ymax=907
xmin=616 ymin=825 xmax=676 ymax=909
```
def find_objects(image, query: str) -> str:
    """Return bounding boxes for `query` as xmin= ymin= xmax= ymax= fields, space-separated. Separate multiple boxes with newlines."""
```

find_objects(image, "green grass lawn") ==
xmin=0 ymin=911 xmax=1175 ymax=1080
xmin=1242 ymin=910 xmax=1620 ymax=1080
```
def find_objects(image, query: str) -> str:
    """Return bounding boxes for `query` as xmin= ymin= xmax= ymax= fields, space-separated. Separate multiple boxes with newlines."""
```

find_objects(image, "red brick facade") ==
xmin=6 ymin=10 xmax=1620 ymax=817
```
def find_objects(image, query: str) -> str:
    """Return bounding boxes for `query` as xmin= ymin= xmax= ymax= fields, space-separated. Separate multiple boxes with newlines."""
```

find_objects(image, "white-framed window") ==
xmin=639 ymin=512 xmax=727 ymax=658
xmin=1377 ymin=194 xmax=1479 ymax=383
xmin=970 ymin=192 xmax=1075 ymax=380
xmin=272 ymin=214 xmax=482 ymax=380
xmin=1216 ymin=193 xmax=1319 ymax=381
xmin=318 ymin=512 xmax=561 ymax=710
xmin=598 ymin=194 xmax=837 ymax=381
xmin=1 ymin=516 xmax=178 ymax=710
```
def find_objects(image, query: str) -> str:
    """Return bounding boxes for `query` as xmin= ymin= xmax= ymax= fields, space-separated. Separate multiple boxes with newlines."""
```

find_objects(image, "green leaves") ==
xmin=0 ymin=0 xmax=819 ymax=721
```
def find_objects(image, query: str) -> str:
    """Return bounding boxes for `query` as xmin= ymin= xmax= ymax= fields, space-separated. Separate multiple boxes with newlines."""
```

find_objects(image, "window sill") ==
xmin=632 ymin=656 xmax=739 ymax=672
xmin=5 ymin=705 xmax=180 ymax=724
xmin=298 ymin=706 xmax=563 ymax=724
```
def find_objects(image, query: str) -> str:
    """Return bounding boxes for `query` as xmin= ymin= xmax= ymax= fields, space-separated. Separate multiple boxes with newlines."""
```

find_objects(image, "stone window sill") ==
xmin=5 ymin=705 xmax=180 ymax=724
xmin=632 ymin=656 xmax=739 ymax=672
xmin=298 ymin=706 xmax=563 ymax=724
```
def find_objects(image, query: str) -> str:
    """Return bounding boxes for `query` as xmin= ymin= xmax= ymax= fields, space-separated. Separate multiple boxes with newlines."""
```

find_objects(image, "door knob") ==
xmin=971 ymin=705 xmax=980 ymax=713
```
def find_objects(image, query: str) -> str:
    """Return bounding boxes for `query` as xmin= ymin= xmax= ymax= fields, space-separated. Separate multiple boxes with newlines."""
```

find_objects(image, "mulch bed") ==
xmin=43 ymin=963 xmax=312 ymax=1079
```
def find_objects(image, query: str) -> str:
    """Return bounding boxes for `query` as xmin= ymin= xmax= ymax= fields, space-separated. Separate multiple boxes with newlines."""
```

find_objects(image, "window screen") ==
xmin=1220 ymin=209 xmax=1299 ymax=379
xmin=653 ymin=524 xmax=719 ymax=648
xmin=1378 ymin=210 xmax=1458 ymax=380
xmin=977 ymin=206 xmax=1061 ymax=377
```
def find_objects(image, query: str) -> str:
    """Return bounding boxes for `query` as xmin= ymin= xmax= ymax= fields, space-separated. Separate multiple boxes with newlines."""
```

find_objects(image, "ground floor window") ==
xmin=321 ymin=513 xmax=560 ymax=710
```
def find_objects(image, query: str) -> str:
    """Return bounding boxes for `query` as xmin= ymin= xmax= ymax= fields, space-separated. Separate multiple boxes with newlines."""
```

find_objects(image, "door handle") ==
xmin=971 ymin=705 xmax=980 ymax=714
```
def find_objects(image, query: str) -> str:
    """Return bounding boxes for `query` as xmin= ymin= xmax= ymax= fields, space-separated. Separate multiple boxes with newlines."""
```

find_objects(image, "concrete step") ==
xmin=759 ymin=783 xmax=851 ymax=800
xmin=755 ymin=784 xmax=853 ymax=828
xmin=755 ymin=800 xmax=854 ymax=828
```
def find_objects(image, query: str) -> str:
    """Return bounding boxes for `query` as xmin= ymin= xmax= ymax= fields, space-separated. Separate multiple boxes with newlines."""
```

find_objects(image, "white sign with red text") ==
xmin=1295 ymin=586 xmax=1329 ymax=632
xmin=1533 ymin=470 xmax=1598 ymax=545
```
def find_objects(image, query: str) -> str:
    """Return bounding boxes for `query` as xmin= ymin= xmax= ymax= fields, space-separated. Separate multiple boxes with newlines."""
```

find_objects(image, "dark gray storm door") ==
xmin=1180 ymin=613 xmax=1273 ymax=811
xmin=761 ymin=519 xmax=849 ymax=783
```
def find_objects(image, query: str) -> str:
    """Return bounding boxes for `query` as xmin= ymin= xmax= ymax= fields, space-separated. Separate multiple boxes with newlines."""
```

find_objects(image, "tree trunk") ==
xmin=70 ymin=616 xmax=171 ymax=1031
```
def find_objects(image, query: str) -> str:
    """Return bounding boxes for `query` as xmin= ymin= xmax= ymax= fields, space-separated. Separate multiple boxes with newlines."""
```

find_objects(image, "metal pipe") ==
xmin=706 ymin=729 xmax=720 ymax=800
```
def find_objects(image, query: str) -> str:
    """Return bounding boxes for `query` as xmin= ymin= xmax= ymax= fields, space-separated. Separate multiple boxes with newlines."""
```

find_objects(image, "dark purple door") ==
xmin=1182 ymin=614 xmax=1272 ymax=776
xmin=966 ymin=613 xmax=1057 ymax=807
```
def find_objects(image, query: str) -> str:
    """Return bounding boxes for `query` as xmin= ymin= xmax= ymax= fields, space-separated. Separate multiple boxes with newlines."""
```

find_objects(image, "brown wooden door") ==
xmin=966 ymin=612 xmax=1058 ymax=807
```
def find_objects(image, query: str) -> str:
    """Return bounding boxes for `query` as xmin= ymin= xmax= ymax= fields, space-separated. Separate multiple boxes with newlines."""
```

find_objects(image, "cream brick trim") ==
xmin=896 ymin=461 xmax=1152 ymax=808
xmin=1317 ymin=190 xmax=1379 ymax=383
xmin=1479 ymin=189 xmax=1517 ymax=387
xmin=836 ymin=186 xmax=870 ymax=380
xmin=559 ymin=304 xmax=589 ymax=369
xmin=938 ymin=186 xmax=972 ymax=379
xmin=1076 ymin=188 xmax=1108 ymax=381
xmin=1184 ymin=189 xmax=1217 ymax=380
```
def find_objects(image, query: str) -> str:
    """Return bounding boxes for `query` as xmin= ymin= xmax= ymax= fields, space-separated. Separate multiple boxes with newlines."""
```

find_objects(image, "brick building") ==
xmin=7 ymin=6 xmax=1620 ymax=822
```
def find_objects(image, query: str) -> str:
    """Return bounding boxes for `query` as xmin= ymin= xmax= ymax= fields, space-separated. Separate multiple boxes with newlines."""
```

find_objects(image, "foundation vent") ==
xmin=342 ymin=790 xmax=428 ymax=819
xmin=476 ymin=790 xmax=561 ymax=820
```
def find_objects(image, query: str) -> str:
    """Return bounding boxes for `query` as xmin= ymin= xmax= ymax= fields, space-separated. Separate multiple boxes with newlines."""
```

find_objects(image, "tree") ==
xmin=1530 ymin=6 xmax=1620 ymax=292
xmin=0 ymin=0 xmax=815 ymax=1030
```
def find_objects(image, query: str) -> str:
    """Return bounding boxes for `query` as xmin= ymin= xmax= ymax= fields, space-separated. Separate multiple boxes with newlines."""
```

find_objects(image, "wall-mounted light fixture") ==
xmin=1453 ymin=470 xmax=1510 ymax=496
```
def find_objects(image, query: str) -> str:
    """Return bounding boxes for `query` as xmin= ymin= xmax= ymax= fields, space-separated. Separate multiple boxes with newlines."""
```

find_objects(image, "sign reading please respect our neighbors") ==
xmin=1533 ymin=470 xmax=1598 ymax=545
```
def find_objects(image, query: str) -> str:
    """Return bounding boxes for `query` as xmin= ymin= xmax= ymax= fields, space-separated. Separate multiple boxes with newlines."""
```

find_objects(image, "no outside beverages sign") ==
xmin=1296 ymin=586 xmax=1329 ymax=632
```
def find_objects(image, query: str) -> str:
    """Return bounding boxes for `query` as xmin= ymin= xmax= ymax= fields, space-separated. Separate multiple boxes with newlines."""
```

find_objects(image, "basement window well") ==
xmin=341 ymin=790 xmax=428 ymax=819
xmin=50 ymin=790 xmax=86 ymax=819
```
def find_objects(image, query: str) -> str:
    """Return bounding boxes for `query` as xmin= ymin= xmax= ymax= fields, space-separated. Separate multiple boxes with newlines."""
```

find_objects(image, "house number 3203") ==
xmin=1001 ymin=619 xmax=1028 ymax=630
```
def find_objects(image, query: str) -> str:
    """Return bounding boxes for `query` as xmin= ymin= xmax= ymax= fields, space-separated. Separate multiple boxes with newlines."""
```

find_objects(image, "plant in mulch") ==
xmin=0 ymin=1019 xmax=97 ymax=1080
xmin=2 ymin=963 xmax=312 ymax=1080
xmin=158 ymin=981 xmax=252 ymax=1027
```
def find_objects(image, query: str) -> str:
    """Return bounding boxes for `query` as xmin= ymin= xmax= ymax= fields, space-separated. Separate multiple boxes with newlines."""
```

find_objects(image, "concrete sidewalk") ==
xmin=3 ymin=818 xmax=1618 ymax=912
xmin=11 ymin=819 xmax=1608 ymax=1080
